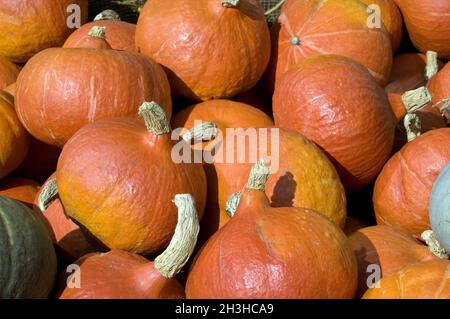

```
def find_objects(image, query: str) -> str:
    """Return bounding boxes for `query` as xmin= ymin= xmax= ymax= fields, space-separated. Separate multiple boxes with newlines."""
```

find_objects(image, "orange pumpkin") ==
xmin=135 ymin=0 xmax=271 ymax=101
xmin=273 ymin=55 xmax=396 ymax=191
xmin=186 ymin=160 xmax=357 ymax=299
xmin=57 ymin=102 xmax=207 ymax=255
xmin=0 ymin=91 xmax=29 ymax=179
xmin=268 ymin=0 xmax=393 ymax=91
xmin=373 ymin=128 xmax=450 ymax=236
xmin=349 ymin=225 xmax=437 ymax=297
xmin=0 ymin=57 xmax=20 ymax=90
xmin=363 ymin=260 xmax=450 ymax=298
xmin=0 ymin=177 xmax=40 ymax=208
xmin=0 ymin=0 xmax=88 ymax=63
xmin=57 ymin=194 xmax=198 ymax=299
xmin=398 ymin=0 xmax=450 ymax=59
xmin=428 ymin=61 xmax=450 ymax=119
xmin=15 ymin=41 xmax=171 ymax=147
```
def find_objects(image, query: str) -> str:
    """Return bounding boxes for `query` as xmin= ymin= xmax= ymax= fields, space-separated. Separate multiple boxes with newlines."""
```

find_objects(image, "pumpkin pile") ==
xmin=0 ymin=0 xmax=450 ymax=300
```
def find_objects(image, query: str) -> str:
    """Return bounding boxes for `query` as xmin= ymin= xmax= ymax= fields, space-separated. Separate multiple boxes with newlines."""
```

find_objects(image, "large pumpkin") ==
xmin=398 ymin=0 xmax=450 ymax=59
xmin=135 ymin=0 xmax=271 ymax=101
xmin=349 ymin=225 xmax=437 ymax=297
xmin=0 ymin=178 xmax=40 ymax=208
xmin=57 ymin=102 xmax=207 ymax=255
xmin=269 ymin=0 xmax=393 ymax=91
xmin=430 ymin=162 xmax=450 ymax=254
xmin=373 ymin=128 xmax=450 ymax=237
xmin=0 ymin=57 xmax=20 ymax=90
xmin=0 ymin=91 xmax=29 ymax=179
xmin=186 ymin=161 xmax=357 ymax=299
xmin=15 ymin=41 xmax=171 ymax=147
xmin=273 ymin=55 xmax=396 ymax=191
xmin=363 ymin=260 xmax=450 ymax=299
xmin=0 ymin=195 xmax=57 ymax=298
xmin=57 ymin=194 xmax=198 ymax=299
xmin=172 ymin=100 xmax=346 ymax=241
xmin=0 ymin=0 xmax=88 ymax=63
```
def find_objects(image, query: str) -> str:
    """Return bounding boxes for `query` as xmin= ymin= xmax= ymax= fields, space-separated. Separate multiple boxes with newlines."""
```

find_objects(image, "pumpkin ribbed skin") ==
xmin=0 ymin=195 xmax=57 ymax=298
xmin=273 ymin=55 xmax=396 ymax=192
xmin=63 ymin=21 xmax=137 ymax=52
xmin=399 ymin=0 xmax=450 ymax=59
xmin=57 ymin=116 xmax=207 ymax=255
xmin=430 ymin=162 xmax=450 ymax=253
xmin=0 ymin=178 xmax=40 ymax=208
xmin=0 ymin=0 xmax=88 ymax=63
xmin=373 ymin=128 xmax=450 ymax=236
xmin=363 ymin=260 xmax=450 ymax=299
xmin=428 ymin=62 xmax=450 ymax=110
xmin=349 ymin=225 xmax=437 ymax=297
xmin=0 ymin=57 xmax=20 ymax=90
xmin=135 ymin=0 xmax=270 ymax=101
xmin=0 ymin=91 xmax=29 ymax=179
xmin=58 ymin=250 xmax=185 ymax=299
xmin=15 ymin=48 xmax=172 ymax=147
xmin=269 ymin=0 xmax=392 ymax=90
xmin=186 ymin=189 xmax=357 ymax=299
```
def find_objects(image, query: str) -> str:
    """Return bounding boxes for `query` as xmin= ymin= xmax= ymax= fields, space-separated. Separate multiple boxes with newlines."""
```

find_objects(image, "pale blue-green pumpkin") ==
xmin=430 ymin=162 xmax=450 ymax=253
xmin=0 ymin=195 xmax=57 ymax=298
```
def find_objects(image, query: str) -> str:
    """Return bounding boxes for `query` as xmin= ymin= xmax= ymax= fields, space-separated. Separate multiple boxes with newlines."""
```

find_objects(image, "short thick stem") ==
xmin=221 ymin=0 xmax=240 ymax=7
xmin=154 ymin=194 xmax=200 ymax=278
xmin=424 ymin=51 xmax=438 ymax=80
xmin=38 ymin=178 xmax=58 ymax=211
xmin=94 ymin=10 xmax=121 ymax=21
xmin=138 ymin=102 xmax=171 ymax=135
xmin=421 ymin=230 xmax=449 ymax=259
xmin=401 ymin=86 xmax=432 ymax=113
xmin=225 ymin=192 xmax=241 ymax=218
xmin=88 ymin=26 xmax=107 ymax=39
xmin=182 ymin=122 xmax=218 ymax=143
xmin=403 ymin=113 xmax=421 ymax=142
xmin=246 ymin=159 xmax=270 ymax=191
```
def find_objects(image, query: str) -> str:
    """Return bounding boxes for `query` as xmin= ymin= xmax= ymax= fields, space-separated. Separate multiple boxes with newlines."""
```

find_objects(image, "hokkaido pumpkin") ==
xmin=57 ymin=194 xmax=198 ymax=299
xmin=373 ymin=128 xmax=450 ymax=237
xmin=0 ymin=57 xmax=20 ymax=90
xmin=398 ymin=0 xmax=450 ymax=59
xmin=0 ymin=91 xmax=29 ymax=179
xmin=430 ymin=162 xmax=450 ymax=254
xmin=172 ymin=100 xmax=346 ymax=241
xmin=186 ymin=160 xmax=357 ymax=299
xmin=15 ymin=39 xmax=171 ymax=147
xmin=0 ymin=178 xmax=40 ymax=208
xmin=57 ymin=102 xmax=206 ymax=255
xmin=363 ymin=259 xmax=450 ymax=299
xmin=268 ymin=0 xmax=393 ymax=91
xmin=135 ymin=0 xmax=271 ymax=101
xmin=273 ymin=55 xmax=396 ymax=191
xmin=35 ymin=174 xmax=101 ymax=262
xmin=0 ymin=195 xmax=57 ymax=298
xmin=64 ymin=11 xmax=137 ymax=52
xmin=349 ymin=225 xmax=437 ymax=297
xmin=0 ymin=0 xmax=89 ymax=63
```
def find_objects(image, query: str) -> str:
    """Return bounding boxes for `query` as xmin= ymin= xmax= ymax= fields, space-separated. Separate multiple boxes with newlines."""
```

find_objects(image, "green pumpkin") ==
xmin=0 ymin=195 xmax=57 ymax=298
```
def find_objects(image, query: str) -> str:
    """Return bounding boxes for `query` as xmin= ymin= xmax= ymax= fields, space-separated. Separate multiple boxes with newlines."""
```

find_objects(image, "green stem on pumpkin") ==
xmin=38 ymin=178 xmax=58 ymax=211
xmin=94 ymin=10 xmax=121 ymax=21
xmin=401 ymin=86 xmax=432 ymax=113
xmin=138 ymin=102 xmax=171 ymax=135
xmin=154 ymin=194 xmax=200 ymax=278
xmin=421 ymin=230 xmax=449 ymax=259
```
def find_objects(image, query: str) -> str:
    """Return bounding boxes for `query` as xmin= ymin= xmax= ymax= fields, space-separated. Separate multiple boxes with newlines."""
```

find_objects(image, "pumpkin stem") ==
xmin=182 ymin=121 xmax=219 ymax=143
xmin=222 ymin=0 xmax=240 ymax=7
xmin=154 ymin=194 xmax=200 ymax=278
xmin=403 ymin=113 xmax=421 ymax=142
xmin=138 ymin=102 xmax=171 ymax=135
xmin=225 ymin=192 xmax=241 ymax=218
xmin=424 ymin=51 xmax=438 ymax=81
xmin=38 ymin=178 xmax=58 ymax=211
xmin=246 ymin=159 xmax=270 ymax=191
xmin=421 ymin=230 xmax=449 ymax=259
xmin=401 ymin=86 xmax=432 ymax=113
xmin=291 ymin=36 xmax=301 ymax=46
xmin=432 ymin=98 xmax=450 ymax=120
xmin=94 ymin=9 xmax=121 ymax=21
xmin=88 ymin=26 xmax=107 ymax=39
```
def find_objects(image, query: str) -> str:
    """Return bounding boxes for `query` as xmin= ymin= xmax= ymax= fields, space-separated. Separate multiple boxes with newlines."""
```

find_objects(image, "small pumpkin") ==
xmin=57 ymin=194 xmax=198 ymax=299
xmin=135 ymin=0 xmax=271 ymax=101
xmin=186 ymin=160 xmax=357 ymax=298
xmin=0 ymin=0 xmax=89 ymax=63
xmin=15 ymin=34 xmax=172 ymax=147
xmin=373 ymin=128 xmax=450 ymax=237
xmin=398 ymin=0 xmax=450 ymax=59
xmin=0 ymin=195 xmax=57 ymax=298
xmin=0 ymin=56 xmax=20 ymax=90
xmin=64 ymin=11 xmax=137 ymax=52
xmin=57 ymin=102 xmax=207 ymax=255
xmin=273 ymin=55 xmax=396 ymax=191
xmin=268 ymin=0 xmax=393 ymax=91
xmin=349 ymin=225 xmax=437 ymax=297
xmin=0 ymin=178 xmax=40 ymax=208
xmin=363 ymin=259 xmax=450 ymax=299
xmin=0 ymin=91 xmax=30 ymax=179
xmin=430 ymin=161 xmax=450 ymax=254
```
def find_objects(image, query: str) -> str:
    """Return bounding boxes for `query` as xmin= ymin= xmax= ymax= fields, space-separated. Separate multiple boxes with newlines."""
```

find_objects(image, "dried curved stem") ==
xmin=138 ymin=102 xmax=171 ymax=135
xmin=225 ymin=192 xmax=241 ymax=218
xmin=421 ymin=230 xmax=449 ymax=259
xmin=38 ymin=178 xmax=58 ymax=211
xmin=246 ymin=159 xmax=270 ymax=191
